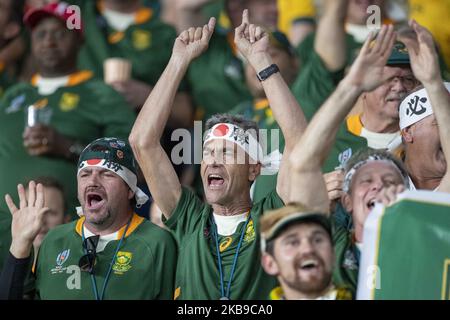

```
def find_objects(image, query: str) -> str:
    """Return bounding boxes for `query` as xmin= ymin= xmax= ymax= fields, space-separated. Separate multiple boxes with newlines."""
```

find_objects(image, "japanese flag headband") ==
xmin=203 ymin=123 xmax=264 ymax=163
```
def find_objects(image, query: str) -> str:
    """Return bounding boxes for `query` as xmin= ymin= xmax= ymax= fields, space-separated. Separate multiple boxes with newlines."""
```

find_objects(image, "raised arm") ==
xmin=314 ymin=0 xmax=348 ymax=71
xmin=399 ymin=20 xmax=450 ymax=193
xmin=289 ymin=25 xmax=397 ymax=212
xmin=234 ymin=10 xmax=307 ymax=203
xmin=129 ymin=18 xmax=216 ymax=218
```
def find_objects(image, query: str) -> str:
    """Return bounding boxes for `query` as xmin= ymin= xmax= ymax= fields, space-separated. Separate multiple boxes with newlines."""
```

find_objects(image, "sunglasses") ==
xmin=79 ymin=235 xmax=100 ymax=274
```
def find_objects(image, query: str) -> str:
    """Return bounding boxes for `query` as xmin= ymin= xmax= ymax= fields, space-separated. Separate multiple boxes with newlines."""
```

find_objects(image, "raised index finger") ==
xmin=242 ymin=9 xmax=249 ymax=25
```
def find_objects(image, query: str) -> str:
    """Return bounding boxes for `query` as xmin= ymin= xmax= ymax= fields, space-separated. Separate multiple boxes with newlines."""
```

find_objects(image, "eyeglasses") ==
xmin=387 ymin=75 xmax=419 ymax=90
xmin=79 ymin=235 xmax=100 ymax=274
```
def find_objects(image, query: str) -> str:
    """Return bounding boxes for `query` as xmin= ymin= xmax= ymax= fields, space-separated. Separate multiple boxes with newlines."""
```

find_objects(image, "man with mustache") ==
xmin=288 ymin=24 xmax=412 ymax=294
xmin=260 ymin=204 xmax=352 ymax=300
xmin=130 ymin=10 xmax=307 ymax=299
xmin=1 ymin=137 xmax=177 ymax=299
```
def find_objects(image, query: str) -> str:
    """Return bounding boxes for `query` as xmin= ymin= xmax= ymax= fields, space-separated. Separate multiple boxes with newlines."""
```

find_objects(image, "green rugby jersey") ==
xmin=332 ymin=224 xmax=359 ymax=296
xmin=165 ymin=187 xmax=284 ymax=300
xmin=291 ymin=48 xmax=369 ymax=173
xmin=0 ymin=70 xmax=135 ymax=219
xmin=230 ymin=98 xmax=285 ymax=202
xmin=76 ymin=0 xmax=176 ymax=86
xmin=187 ymin=30 xmax=252 ymax=121
xmin=35 ymin=213 xmax=177 ymax=300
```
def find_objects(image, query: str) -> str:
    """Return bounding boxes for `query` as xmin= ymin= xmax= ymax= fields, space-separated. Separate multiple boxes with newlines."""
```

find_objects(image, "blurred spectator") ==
xmin=230 ymin=31 xmax=299 ymax=202
xmin=260 ymin=205 xmax=352 ymax=300
xmin=279 ymin=0 xmax=316 ymax=46
xmin=75 ymin=0 xmax=192 ymax=120
xmin=408 ymin=0 xmax=450 ymax=79
xmin=0 ymin=0 xmax=27 ymax=97
xmin=181 ymin=0 xmax=283 ymax=122
xmin=25 ymin=177 xmax=69 ymax=266
xmin=0 ymin=2 xmax=136 ymax=226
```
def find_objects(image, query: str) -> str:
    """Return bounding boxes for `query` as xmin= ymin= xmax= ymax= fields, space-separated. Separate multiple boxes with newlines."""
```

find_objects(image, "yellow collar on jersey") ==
xmin=75 ymin=212 xmax=145 ymax=239
xmin=346 ymin=114 xmax=363 ymax=136
xmin=31 ymin=70 xmax=93 ymax=88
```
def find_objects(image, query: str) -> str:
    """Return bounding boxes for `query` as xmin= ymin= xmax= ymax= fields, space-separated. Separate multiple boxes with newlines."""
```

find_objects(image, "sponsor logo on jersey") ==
xmin=59 ymin=92 xmax=80 ymax=112
xmin=51 ymin=249 xmax=71 ymax=274
xmin=132 ymin=30 xmax=151 ymax=50
xmin=219 ymin=236 xmax=233 ymax=252
xmin=338 ymin=148 xmax=352 ymax=167
xmin=5 ymin=94 xmax=26 ymax=114
xmin=244 ymin=220 xmax=255 ymax=244
xmin=112 ymin=251 xmax=133 ymax=274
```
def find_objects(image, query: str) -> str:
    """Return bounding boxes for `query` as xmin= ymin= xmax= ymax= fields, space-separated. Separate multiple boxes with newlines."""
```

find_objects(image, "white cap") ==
xmin=399 ymin=82 xmax=450 ymax=130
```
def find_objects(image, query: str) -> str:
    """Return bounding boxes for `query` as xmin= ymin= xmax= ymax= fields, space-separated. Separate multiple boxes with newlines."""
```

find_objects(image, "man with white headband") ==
xmin=397 ymin=20 xmax=450 ymax=193
xmin=1 ymin=137 xmax=177 ymax=299
xmin=130 ymin=10 xmax=307 ymax=300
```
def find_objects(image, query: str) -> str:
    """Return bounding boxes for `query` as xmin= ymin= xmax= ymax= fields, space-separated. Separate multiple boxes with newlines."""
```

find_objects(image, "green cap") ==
xmin=77 ymin=137 xmax=136 ymax=175
xmin=387 ymin=41 xmax=410 ymax=66
xmin=260 ymin=204 xmax=332 ymax=251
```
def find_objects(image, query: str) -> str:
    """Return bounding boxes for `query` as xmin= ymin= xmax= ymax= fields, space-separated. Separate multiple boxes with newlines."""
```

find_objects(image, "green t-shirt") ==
xmin=76 ymin=0 xmax=176 ymax=86
xmin=332 ymin=224 xmax=359 ymax=296
xmin=165 ymin=187 xmax=284 ymax=300
xmin=230 ymin=99 xmax=285 ymax=202
xmin=35 ymin=213 xmax=177 ymax=300
xmin=187 ymin=30 xmax=252 ymax=121
xmin=0 ymin=71 xmax=136 ymax=219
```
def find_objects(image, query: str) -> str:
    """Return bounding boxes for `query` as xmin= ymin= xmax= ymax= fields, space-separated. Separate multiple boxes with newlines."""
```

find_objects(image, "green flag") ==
xmin=357 ymin=190 xmax=450 ymax=300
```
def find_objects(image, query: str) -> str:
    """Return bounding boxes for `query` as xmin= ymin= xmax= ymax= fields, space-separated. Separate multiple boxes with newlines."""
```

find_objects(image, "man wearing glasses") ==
xmin=1 ymin=138 xmax=177 ymax=300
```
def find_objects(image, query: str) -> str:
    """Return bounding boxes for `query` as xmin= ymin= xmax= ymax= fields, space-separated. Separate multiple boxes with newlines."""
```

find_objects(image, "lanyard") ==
xmin=81 ymin=218 xmax=132 ymax=300
xmin=210 ymin=212 xmax=251 ymax=300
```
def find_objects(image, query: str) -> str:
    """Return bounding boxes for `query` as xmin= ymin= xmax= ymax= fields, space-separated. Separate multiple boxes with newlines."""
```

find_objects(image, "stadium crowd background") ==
xmin=0 ymin=0 xmax=449 ymax=300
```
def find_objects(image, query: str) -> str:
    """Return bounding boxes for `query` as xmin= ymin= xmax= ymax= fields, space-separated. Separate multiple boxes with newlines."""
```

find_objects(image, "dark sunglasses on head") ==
xmin=79 ymin=235 xmax=100 ymax=274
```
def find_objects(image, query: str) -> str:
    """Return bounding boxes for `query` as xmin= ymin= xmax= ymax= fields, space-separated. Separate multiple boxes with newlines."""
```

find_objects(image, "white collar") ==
xmin=213 ymin=212 xmax=248 ymax=236
xmin=35 ymin=75 xmax=70 ymax=95
xmin=346 ymin=23 xmax=372 ymax=43
xmin=360 ymin=127 xmax=399 ymax=149
xmin=83 ymin=226 xmax=118 ymax=253
xmin=102 ymin=8 xmax=136 ymax=31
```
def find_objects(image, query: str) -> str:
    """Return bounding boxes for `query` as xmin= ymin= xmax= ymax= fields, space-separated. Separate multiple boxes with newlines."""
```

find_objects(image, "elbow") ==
xmin=129 ymin=130 xmax=158 ymax=152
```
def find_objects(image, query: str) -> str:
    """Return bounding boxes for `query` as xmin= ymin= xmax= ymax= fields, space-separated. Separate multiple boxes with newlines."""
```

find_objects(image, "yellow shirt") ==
xmin=409 ymin=0 xmax=450 ymax=69
xmin=278 ymin=0 xmax=316 ymax=35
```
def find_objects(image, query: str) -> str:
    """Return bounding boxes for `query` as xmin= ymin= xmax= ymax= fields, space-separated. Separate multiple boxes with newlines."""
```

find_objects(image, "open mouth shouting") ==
xmin=207 ymin=173 xmax=226 ymax=190
xmin=297 ymin=257 xmax=323 ymax=277
xmin=85 ymin=191 xmax=106 ymax=211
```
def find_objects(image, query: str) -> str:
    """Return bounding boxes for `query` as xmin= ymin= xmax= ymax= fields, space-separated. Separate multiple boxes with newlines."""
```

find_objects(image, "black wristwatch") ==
xmin=256 ymin=64 xmax=280 ymax=81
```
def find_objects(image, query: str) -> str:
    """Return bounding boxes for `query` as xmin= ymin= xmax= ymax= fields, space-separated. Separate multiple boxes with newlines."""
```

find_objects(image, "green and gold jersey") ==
xmin=35 ymin=213 xmax=177 ymax=300
xmin=165 ymin=187 xmax=284 ymax=300
xmin=332 ymin=224 xmax=359 ymax=296
xmin=187 ymin=30 xmax=252 ymax=121
xmin=269 ymin=285 xmax=353 ymax=300
xmin=0 ymin=70 xmax=135 ymax=219
xmin=76 ymin=0 xmax=176 ymax=86
xmin=230 ymin=98 xmax=285 ymax=202
xmin=291 ymin=48 xmax=369 ymax=173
